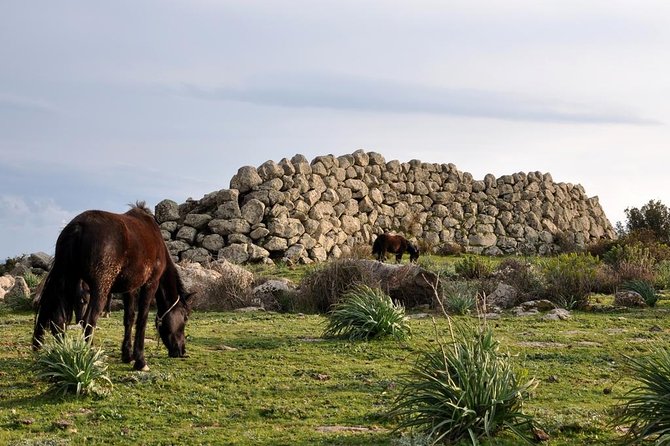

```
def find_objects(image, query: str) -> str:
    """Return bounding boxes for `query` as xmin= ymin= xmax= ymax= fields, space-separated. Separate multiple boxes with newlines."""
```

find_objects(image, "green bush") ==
xmin=621 ymin=280 xmax=658 ymax=307
xmin=541 ymin=253 xmax=600 ymax=309
xmin=389 ymin=324 xmax=537 ymax=445
xmin=34 ymin=329 xmax=112 ymax=397
xmin=442 ymin=281 xmax=478 ymax=315
xmin=654 ymin=261 xmax=670 ymax=290
xmin=23 ymin=271 xmax=42 ymax=290
xmin=492 ymin=258 xmax=545 ymax=301
xmin=454 ymin=255 xmax=492 ymax=279
xmin=323 ymin=285 xmax=410 ymax=341
xmin=613 ymin=348 xmax=670 ymax=445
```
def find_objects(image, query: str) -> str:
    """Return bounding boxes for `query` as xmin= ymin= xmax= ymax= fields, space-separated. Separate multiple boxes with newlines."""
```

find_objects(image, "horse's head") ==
xmin=156 ymin=292 xmax=193 ymax=358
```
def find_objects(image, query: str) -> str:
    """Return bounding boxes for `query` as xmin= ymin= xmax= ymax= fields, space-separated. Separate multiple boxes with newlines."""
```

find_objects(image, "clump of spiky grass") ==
xmin=613 ymin=348 xmax=670 ymax=445
xmin=442 ymin=281 xmax=478 ymax=315
xmin=621 ymin=280 xmax=658 ymax=307
xmin=389 ymin=323 xmax=537 ymax=445
xmin=323 ymin=285 xmax=411 ymax=341
xmin=34 ymin=329 xmax=112 ymax=397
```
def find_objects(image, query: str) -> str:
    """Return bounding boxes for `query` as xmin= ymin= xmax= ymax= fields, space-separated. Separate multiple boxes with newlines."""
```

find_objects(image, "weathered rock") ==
xmin=486 ymin=283 xmax=518 ymax=309
xmin=542 ymin=308 xmax=571 ymax=321
xmin=155 ymin=199 xmax=180 ymax=223
xmin=241 ymin=199 xmax=266 ymax=225
xmin=184 ymin=213 xmax=212 ymax=230
xmin=614 ymin=290 xmax=647 ymax=307
xmin=5 ymin=277 xmax=31 ymax=308
xmin=218 ymin=244 xmax=250 ymax=264
xmin=230 ymin=166 xmax=263 ymax=193
xmin=29 ymin=252 xmax=52 ymax=270
xmin=252 ymin=278 xmax=297 ymax=311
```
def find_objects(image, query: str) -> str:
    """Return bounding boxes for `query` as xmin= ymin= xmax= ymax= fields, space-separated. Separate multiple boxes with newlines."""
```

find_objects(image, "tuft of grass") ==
xmin=22 ymin=271 xmax=42 ymax=290
xmin=389 ymin=324 xmax=537 ymax=445
xmin=323 ymin=285 xmax=411 ymax=341
xmin=621 ymin=280 xmax=658 ymax=307
xmin=613 ymin=348 xmax=670 ymax=445
xmin=442 ymin=281 xmax=478 ymax=315
xmin=454 ymin=255 xmax=492 ymax=279
xmin=33 ymin=329 xmax=112 ymax=397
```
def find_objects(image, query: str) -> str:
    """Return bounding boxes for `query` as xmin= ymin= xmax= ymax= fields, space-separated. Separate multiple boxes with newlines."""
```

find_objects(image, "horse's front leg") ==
xmin=132 ymin=283 xmax=159 ymax=371
xmin=395 ymin=250 xmax=404 ymax=263
xmin=121 ymin=292 xmax=136 ymax=363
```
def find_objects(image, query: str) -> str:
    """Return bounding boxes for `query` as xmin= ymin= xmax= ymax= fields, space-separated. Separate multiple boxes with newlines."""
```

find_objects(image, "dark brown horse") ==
xmin=372 ymin=233 xmax=420 ymax=263
xmin=32 ymin=202 xmax=192 ymax=371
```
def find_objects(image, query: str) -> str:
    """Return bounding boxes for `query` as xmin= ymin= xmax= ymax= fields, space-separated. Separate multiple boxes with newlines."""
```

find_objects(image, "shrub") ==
xmin=613 ymin=348 xmax=670 ymax=444
xmin=323 ymin=285 xmax=410 ymax=341
xmin=390 ymin=324 xmax=537 ymax=444
xmin=621 ymin=280 xmax=658 ymax=307
xmin=492 ymin=258 xmax=545 ymax=301
xmin=34 ymin=330 xmax=112 ymax=397
xmin=202 ymin=269 xmax=254 ymax=311
xmin=454 ymin=255 xmax=492 ymax=279
xmin=299 ymin=259 xmax=379 ymax=313
xmin=654 ymin=260 xmax=670 ymax=290
xmin=624 ymin=199 xmax=670 ymax=244
xmin=437 ymin=241 xmax=464 ymax=256
xmin=540 ymin=253 xmax=600 ymax=309
xmin=442 ymin=281 xmax=478 ymax=315
xmin=23 ymin=271 xmax=41 ymax=290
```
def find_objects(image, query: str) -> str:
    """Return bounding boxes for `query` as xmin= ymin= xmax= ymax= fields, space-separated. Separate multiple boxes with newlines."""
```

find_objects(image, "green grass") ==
xmin=2 ymin=297 xmax=670 ymax=444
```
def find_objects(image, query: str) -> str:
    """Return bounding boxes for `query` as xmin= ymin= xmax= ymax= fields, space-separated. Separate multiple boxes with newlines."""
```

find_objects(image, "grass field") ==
xmin=2 ymin=297 xmax=670 ymax=445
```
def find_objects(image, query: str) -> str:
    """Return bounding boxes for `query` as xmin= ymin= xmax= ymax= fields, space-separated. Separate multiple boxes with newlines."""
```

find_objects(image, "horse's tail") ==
xmin=32 ymin=223 xmax=80 ymax=349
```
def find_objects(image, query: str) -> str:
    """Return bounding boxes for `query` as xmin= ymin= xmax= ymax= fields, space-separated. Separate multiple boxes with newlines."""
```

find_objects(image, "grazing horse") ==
xmin=372 ymin=233 xmax=420 ymax=263
xmin=32 ymin=202 xmax=192 ymax=371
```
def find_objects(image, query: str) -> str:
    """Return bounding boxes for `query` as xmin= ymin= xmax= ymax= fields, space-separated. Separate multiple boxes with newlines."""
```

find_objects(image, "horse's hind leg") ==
xmin=82 ymin=280 xmax=112 ymax=341
xmin=121 ymin=292 xmax=137 ymax=363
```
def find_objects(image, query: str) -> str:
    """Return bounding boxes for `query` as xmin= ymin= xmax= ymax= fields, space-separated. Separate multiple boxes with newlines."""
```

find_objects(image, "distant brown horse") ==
xmin=32 ymin=202 xmax=192 ymax=371
xmin=372 ymin=233 xmax=419 ymax=263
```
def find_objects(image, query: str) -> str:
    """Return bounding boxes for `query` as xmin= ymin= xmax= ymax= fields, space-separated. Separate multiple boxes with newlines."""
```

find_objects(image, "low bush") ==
xmin=202 ymin=271 xmax=254 ymax=311
xmin=492 ymin=258 xmax=545 ymax=301
xmin=389 ymin=324 xmax=537 ymax=445
xmin=613 ymin=348 xmax=670 ymax=445
xmin=299 ymin=259 xmax=379 ymax=313
xmin=323 ymin=285 xmax=410 ymax=341
xmin=454 ymin=255 xmax=493 ymax=279
xmin=34 ymin=329 xmax=112 ymax=397
xmin=541 ymin=253 xmax=600 ymax=309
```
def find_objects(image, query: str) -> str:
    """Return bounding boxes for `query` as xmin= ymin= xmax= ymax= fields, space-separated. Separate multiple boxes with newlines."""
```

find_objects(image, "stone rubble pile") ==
xmin=155 ymin=150 xmax=615 ymax=264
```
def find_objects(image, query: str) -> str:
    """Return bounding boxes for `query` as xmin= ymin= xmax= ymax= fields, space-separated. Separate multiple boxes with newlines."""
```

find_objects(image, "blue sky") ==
xmin=1 ymin=0 xmax=669 ymax=259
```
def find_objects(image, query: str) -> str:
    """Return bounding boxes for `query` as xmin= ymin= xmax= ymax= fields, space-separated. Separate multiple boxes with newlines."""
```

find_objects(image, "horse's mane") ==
xmin=127 ymin=201 xmax=153 ymax=217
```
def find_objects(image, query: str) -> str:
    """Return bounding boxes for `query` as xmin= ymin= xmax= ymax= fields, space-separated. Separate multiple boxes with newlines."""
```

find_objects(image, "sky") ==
xmin=1 ymin=0 xmax=669 ymax=259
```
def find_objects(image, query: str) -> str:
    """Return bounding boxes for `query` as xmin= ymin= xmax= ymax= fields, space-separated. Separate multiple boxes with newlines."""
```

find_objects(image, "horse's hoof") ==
xmin=138 ymin=365 xmax=150 ymax=372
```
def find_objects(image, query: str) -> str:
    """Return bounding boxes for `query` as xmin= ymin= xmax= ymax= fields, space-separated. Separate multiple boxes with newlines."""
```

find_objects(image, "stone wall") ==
xmin=156 ymin=150 xmax=615 ymax=264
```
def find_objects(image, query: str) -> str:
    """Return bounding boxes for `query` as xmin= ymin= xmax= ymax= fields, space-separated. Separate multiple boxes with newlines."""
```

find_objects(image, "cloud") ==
xmin=179 ymin=74 xmax=657 ymax=125
xmin=0 ymin=195 xmax=75 ymax=258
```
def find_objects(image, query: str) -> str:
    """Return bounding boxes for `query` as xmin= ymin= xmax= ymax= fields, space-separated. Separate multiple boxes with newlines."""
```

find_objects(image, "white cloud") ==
xmin=0 ymin=195 xmax=75 ymax=258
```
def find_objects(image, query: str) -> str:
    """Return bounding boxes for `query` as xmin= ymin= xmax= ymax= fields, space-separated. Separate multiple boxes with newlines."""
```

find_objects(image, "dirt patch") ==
xmin=517 ymin=341 xmax=568 ymax=348
xmin=316 ymin=425 xmax=388 ymax=434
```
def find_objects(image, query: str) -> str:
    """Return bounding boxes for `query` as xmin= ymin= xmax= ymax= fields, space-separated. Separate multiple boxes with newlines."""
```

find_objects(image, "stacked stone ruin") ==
xmin=155 ymin=150 xmax=615 ymax=264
